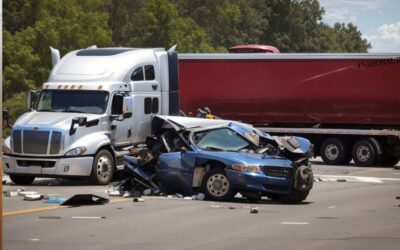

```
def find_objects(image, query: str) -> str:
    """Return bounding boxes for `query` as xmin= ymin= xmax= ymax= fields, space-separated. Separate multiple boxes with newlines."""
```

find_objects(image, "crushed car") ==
xmin=122 ymin=115 xmax=314 ymax=204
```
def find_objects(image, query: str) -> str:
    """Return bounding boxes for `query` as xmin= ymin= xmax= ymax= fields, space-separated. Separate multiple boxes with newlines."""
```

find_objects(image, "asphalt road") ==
xmin=3 ymin=160 xmax=400 ymax=250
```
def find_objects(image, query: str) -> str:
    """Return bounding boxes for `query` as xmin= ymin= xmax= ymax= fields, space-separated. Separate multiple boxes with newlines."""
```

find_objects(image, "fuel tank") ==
xmin=178 ymin=53 xmax=400 ymax=126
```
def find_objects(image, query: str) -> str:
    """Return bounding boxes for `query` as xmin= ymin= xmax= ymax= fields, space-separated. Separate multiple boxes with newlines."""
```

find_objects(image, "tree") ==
xmin=3 ymin=0 xmax=112 ymax=125
xmin=124 ymin=0 xmax=214 ymax=52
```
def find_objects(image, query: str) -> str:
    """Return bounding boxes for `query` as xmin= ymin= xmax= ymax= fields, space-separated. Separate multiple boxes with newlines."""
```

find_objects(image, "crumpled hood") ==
xmin=14 ymin=111 xmax=104 ymax=130
xmin=199 ymin=150 xmax=291 ymax=167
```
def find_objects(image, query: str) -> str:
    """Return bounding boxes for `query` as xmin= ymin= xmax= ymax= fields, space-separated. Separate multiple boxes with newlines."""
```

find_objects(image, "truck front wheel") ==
xmin=90 ymin=149 xmax=115 ymax=185
xmin=9 ymin=175 xmax=35 ymax=185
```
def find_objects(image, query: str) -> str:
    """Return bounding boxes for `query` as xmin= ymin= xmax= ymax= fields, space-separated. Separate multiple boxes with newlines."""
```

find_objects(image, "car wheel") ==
xmin=352 ymin=139 xmax=378 ymax=166
xmin=280 ymin=191 xmax=309 ymax=204
xmin=320 ymin=138 xmax=350 ymax=165
xmin=90 ymin=149 xmax=115 ymax=185
xmin=202 ymin=168 xmax=235 ymax=201
xmin=9 ymin=175 xmax=35 ymax=185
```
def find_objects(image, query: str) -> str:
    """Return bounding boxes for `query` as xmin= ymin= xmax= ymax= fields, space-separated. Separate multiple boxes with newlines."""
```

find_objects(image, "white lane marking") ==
xmin=71 ymin=216 xmax=105 ymax=219
xmin=281 ymin=222 xmax=309 ymax=225
xmin=30 ymin=239 xmax=40 ymax=241
xmin=328 ymin=206 xmax=336 ymax=209
xmin=315 ymin=174 xmax=400 ymax=183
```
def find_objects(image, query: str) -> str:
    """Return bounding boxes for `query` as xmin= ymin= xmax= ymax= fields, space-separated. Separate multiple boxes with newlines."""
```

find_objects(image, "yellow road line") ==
xmin=2 ymin=198 xmax=132 ymax=217
xmin=3 ymin=196 xmax=167 ymax=217
xmin=3 ymin=205 xmax=71 ymax=217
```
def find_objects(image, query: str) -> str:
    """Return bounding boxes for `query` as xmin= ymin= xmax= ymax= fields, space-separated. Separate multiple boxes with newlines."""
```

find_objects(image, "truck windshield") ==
xmin=36 ymin=90 xmax=109 ymax=114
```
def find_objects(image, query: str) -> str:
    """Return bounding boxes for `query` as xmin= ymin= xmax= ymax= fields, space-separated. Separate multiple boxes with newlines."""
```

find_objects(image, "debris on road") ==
xmin=3 ymin=190 xmax=19 ymax=197
xmin=337 ymin=179 xmax=347 ymax=182
xmin=250 ymin=207 xmax=259 ymax=214
xmin=44 ymin=198 xmax=67 ymax=204
xmin=61 ymin=194 xmax=109 ymax=206
xmin=19 ymin=191 xmax=38 ymax=196
xmin=24 ymin=193 xmax=42 ymax=201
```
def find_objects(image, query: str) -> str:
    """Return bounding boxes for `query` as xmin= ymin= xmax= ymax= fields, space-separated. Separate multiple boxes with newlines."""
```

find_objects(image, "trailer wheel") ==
xmin=90 ymin=149 xmax=115 ymax=185
xmin=352 ymin=139 xmax=378 ymax=166
xmin=202 ymin=168 xmax=235 ymax=201
xmin=320 ymin=138 xmax=350 ymax=165
xmin=9 ymin=175 xmax=35 ymax=185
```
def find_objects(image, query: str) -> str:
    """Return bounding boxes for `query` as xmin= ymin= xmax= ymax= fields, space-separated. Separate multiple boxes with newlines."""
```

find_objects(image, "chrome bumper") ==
xmin=2 ymin=155 xmax=93 ymax=177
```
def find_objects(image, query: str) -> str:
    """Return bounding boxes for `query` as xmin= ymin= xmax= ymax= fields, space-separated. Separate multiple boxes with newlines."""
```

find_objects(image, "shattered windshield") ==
xmin=194 ymin=128 xmax=250 ymax=151
xmin=36 ymin=90 xmax=109 ymax=114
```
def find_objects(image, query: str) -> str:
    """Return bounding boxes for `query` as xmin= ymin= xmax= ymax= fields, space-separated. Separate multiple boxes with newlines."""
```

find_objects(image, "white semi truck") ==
xmin=3 ymin=47 xmax=180 ymax=184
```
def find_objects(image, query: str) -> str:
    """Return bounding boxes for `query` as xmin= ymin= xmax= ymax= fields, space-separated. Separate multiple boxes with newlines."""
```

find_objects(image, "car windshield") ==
xmin=194 ymin=128 xmax=251 ymax=151
xmin=36 ymin=90 xmax=109 ymax=114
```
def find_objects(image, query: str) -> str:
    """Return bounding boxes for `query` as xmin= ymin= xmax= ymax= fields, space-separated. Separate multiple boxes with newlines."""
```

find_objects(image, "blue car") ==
xmin=125 ymin=115 xmax=314 ymax=203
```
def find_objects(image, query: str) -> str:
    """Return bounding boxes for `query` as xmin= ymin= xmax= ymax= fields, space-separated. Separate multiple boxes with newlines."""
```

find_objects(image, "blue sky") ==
xmin=319 ymin=0 xmax=400 ymax=52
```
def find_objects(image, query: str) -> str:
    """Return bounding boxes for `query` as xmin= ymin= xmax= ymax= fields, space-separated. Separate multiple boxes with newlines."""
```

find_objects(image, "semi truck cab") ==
xmin=2 ymin=47 xmax=179 ymax=185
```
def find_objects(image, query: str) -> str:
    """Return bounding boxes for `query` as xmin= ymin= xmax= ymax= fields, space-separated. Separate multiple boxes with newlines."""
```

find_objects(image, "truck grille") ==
xmin=12 ymin=129 xmax=62 ymax=155
xmin=262 ymin=166 xmax=292 ymax=178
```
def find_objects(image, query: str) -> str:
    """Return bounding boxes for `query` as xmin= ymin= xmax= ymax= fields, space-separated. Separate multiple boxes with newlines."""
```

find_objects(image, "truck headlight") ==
xmin=2 ymin=145 xmax=11 ymax=154
xmin=232 ymin=164 xmax=261 ymax=173
xmin=65 ymin=147 xmax=87 ymax=156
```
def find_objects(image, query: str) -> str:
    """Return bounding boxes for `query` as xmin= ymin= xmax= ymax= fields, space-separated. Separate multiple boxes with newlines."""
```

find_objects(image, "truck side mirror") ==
xmin=122 ymin=96 xmax=133 ymax=119
xmin=27 ymin=90 xmax=39 ymax=110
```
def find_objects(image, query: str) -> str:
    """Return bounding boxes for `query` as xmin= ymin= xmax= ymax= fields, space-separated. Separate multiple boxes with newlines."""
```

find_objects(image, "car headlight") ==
xmin=2 ymin=145 xmax=11 ymax=154
xmin=65 ymin=147 xmax=87 ymax=156
xmin=232 ymin=164 xmax=261 ymax=173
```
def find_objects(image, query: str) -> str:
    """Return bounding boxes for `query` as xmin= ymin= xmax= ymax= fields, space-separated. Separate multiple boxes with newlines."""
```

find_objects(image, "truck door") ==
xmin=110 ymin=92 xmax=133 ymax=147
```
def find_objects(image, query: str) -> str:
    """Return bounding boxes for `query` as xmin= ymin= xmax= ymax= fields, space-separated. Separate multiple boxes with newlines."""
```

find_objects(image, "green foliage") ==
xmin=3 ymin=92 xmax=29 ymax=137
xmin=3 ymin=0 xmax=371 ymax=137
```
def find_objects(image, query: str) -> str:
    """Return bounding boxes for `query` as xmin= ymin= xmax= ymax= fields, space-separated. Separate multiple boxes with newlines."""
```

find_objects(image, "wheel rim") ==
xmin=97 ymin=155 xmax=112 ymax=180
xmin=206 ymin=173 xmax=230 ymax=197
xmin=356 ymin=145 xmax=370 ymax=162
xmin=324 ymin=144 xmax=339 ymax=161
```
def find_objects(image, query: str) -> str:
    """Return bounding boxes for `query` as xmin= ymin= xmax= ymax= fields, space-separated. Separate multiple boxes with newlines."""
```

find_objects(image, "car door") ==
xmin=156 ymin=150 xmax=198 ymax=195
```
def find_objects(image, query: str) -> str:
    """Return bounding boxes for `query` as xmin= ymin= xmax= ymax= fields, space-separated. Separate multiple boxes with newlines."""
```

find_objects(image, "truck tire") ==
xmin=352 ymin=139 xmax=378 ymax=166
xmin=9 ymin=175 xmax=35 ymax=185
xmin=320 ymin=138 xmax=350 ymax=165
xmin=202 ymin=168 xmax=235 ymax=201
xmin=90 ymin=149 xmax=115 ymax=185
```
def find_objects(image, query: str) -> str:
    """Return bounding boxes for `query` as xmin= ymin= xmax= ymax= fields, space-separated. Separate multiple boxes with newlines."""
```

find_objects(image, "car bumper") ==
xmin=2 ymin=155 xmax=93 ymax=177
xmin=225 ymin=169 xmax=293 ymax=194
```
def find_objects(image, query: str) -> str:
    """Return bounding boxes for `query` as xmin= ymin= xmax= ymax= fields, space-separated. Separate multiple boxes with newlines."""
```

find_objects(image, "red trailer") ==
xmin=178 ymin=46 xmax=400 ymax=167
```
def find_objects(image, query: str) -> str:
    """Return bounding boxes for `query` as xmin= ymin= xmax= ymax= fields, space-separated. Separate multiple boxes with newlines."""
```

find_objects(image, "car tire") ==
xmin=320 ymin=138 xmax=350 ymax=165
xmin=352 ymin=139 xmax=378 ymax=167
xmin=90 ymin=149 xmax=115 ymax=185
xmin=9 ymin=175 xmax=35 ymax=185
xmin=202 ymin=168 xmax=235 ymax=201
xmin=280 ymin=191 xmax=309 ymax=204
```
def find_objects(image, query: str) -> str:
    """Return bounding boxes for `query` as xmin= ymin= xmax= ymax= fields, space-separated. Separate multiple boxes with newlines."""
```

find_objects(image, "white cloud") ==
xmin=319 ymin=0 xmax=386 ymax=23
xmin=363 ymin=22 xmax=400 ymax=52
